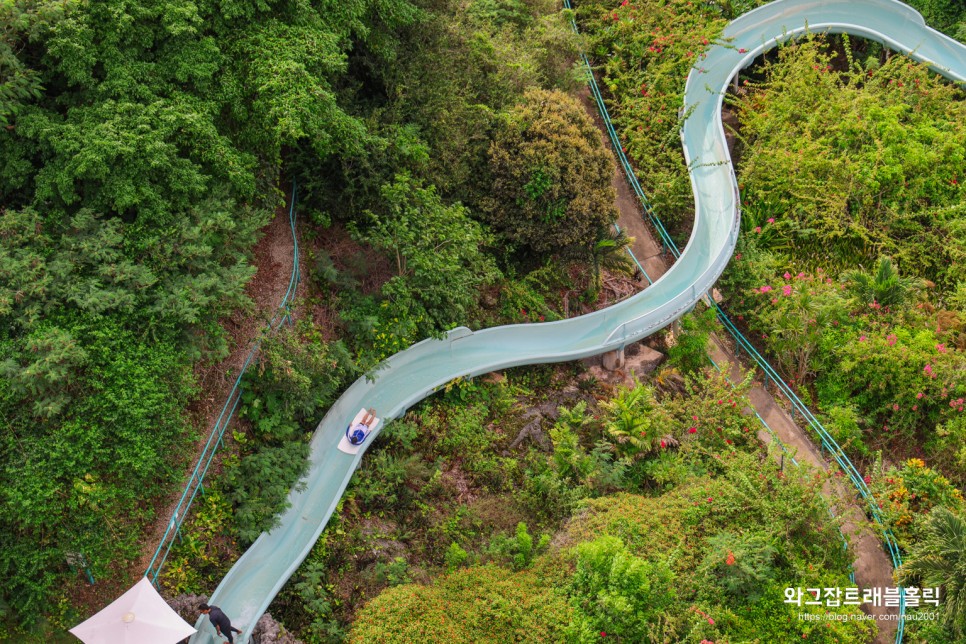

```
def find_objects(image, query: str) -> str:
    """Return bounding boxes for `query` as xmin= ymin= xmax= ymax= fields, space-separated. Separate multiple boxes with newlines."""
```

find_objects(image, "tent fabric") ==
xmin=70 ymin=577 xmax=197 ymax=644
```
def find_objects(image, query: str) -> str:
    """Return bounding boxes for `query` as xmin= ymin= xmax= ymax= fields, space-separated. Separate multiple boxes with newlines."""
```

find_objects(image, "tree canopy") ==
xmin=0 ymin=0 xmax=419 ymax=627
xmin=483 ymin=88 xmax=619 ymax=255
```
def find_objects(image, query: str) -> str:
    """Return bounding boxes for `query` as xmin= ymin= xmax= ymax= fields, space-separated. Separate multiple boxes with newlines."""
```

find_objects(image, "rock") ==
xmin=584 ymin=365 xmax=610 ymax=382
xmin=510 ymin=417 xmax=552 ymax=451
xmin=483 ymin=371 xmax=505 ymax=384
xmin=252 ymin=612 xmax=304 ymax=644
xmin=168 ymin=593 xmax=208 ymax=627
xmin=627 ymin=346 xmax=665 ymax=377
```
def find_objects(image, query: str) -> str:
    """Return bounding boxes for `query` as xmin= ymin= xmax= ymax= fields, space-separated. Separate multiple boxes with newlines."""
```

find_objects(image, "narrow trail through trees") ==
xmin=134 ymin=196 xmax=304 ymax=585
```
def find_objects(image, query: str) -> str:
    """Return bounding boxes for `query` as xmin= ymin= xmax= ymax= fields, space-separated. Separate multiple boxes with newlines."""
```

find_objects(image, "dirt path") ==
xmin=579 ymin=88 xmax=897 ymax=643
xmin=709 ymin=339 xmax=898 ymax=642
xmin=579 ymin=87 xmax=669 ymax=282
xmin=136 ymin=194 xmax=304 ymax=579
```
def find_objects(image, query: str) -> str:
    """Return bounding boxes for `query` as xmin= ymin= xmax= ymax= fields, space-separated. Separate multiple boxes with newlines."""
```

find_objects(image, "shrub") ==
xmin=695 ymin=531 xmax=776 ymax=601
xmin=567 ymin=535 xmax=676 ymax=643
xmin=239 ymin=327 xmax=356 ymax=443
xmin=667 ymin=307 xmax=718 ymax=375
xmin=487 ymin=522 xmax=550 ymax=570
xmin=870 ymin=457 xmax=965 ymax=549
xmin=601 ymin=382 xmax=673 ymax=458
xmin=445 ymin=542 xmax=469 ymax=572
xmin=227 ymin=441 xmax=311 ymax=544
xmin=483 ymin=88 xmax=619 ymax=255
xmin=349 ymin=565 xmax=575 ymax=643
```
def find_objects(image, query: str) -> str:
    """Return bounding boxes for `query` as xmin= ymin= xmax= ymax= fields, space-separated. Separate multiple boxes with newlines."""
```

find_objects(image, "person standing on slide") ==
xmin=198 ymin=603 xmax=243 ymax=643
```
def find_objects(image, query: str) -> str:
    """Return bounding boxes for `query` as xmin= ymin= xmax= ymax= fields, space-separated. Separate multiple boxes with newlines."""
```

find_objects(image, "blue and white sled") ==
xmin=337 ymin=409 xmax=380 ymax=454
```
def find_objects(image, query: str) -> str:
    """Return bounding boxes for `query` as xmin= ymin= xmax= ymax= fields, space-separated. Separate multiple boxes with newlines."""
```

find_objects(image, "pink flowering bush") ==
xmin=818 ymin=322 xmax=966 ymax=453
xmin=741 ymin=270 xmax=848 ymax=384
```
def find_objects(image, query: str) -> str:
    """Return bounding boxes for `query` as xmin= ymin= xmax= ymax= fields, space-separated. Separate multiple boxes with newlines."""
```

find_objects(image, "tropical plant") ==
xmin=842 ymin=256 xmax=926 ymax=309
xmin=488 ymin=522 xmax=550 ymax=570
xmin=547 ymin=403 xmax=628 ymax=496
xmin=899 ymin=506 xmax=966 ymax=635
xmin=563 ymin=226 xmax=635 ymax=299
xmin=600 ymin=382 xmax=674 ymax=458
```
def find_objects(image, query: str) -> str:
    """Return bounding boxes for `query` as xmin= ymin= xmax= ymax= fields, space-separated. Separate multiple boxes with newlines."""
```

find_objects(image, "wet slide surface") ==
xmin=190 ymin=1 xmax=966 ymax=641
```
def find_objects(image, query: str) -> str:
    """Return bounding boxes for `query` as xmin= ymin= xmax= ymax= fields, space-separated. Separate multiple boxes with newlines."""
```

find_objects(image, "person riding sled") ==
xmin=348 ymin=409 xmax=377 ymax=445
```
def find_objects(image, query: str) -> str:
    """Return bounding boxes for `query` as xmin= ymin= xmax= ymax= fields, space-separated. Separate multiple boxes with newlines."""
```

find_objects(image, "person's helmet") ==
xmin=349 ymin=428 xmax=366 ymax=445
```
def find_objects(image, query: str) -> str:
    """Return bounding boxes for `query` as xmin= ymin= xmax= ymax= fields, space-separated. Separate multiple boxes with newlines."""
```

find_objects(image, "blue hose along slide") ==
xmin=189 ymin=1 xmax=966 ymax=641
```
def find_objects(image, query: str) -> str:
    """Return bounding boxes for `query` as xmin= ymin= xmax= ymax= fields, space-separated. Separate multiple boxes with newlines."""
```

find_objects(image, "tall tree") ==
xmin=351 ymin=173 xmax=499 ymax=335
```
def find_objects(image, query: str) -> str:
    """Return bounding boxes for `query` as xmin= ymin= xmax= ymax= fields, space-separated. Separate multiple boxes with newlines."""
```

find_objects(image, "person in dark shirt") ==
xmin=198 ymin=603 xmax=243 ymax=643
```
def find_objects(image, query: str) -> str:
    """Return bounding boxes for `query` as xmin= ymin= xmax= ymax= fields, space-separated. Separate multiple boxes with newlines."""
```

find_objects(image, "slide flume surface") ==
xmin=190 ymin=1 xmax=966 ymax=641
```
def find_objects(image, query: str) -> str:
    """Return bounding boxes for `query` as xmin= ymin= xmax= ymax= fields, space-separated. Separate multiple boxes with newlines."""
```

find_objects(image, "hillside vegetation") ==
xmin=3 ymin=0 xmax=966 ymax=641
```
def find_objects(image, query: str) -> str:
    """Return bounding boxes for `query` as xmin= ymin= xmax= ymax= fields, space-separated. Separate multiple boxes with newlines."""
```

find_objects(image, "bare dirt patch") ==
xmin=311 ymin=223 xmax=395 ymax=297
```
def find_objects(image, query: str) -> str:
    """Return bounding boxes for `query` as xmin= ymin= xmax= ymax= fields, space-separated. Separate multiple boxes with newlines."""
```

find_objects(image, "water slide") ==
xmin=190 ymin=1 xmax=966 ymax=641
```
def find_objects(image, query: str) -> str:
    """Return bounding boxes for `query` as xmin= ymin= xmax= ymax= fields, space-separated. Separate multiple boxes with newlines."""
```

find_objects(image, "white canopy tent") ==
xmin=70 ymin=577 xmax=197 ymax=644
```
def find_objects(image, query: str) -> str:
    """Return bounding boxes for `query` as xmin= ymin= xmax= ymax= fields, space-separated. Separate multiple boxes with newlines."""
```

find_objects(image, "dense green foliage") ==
xmin=345 ymin=366 xmax=871 ymax=642
xmin=577 ymin=0 xmax=730 ymax=231
xmin=230 ymin=325 xmax=355 ymax=544
xmin=483 ymin=87 xmax=619 ymax=255
xmin=667 ymin=306 xmax=717 ymax=374
xmin=0 ymin=0 xmax=420 ymax=629
xmin=303 ymin=0 xmax=593 ymax=367
xmin=0 ymin=0 xmax=587 ymax=630
xmin=575 ymin=4 xmax=966 ymax=640
xmin=303 ymin=0 xmax=580 ymax=218
xmin=0 ymin=318 xmax=197 ymax=617
xmin=567 ymin=535 xmax=676 ymax=642
xmin=717 ymin=39 xmax=966 ymax=484
xmin=899 ymin=506 xmax=966 ymax=635
xmin=349 ymin=563 xmax=576 ymax=643
xmin=734 ymin=38 xmax=966 ymax=284
xmin=8 ymin=0 xmax=966 ymax=637
xmin=348 ymin=173 xmax=499 ymax=343
xmin=870 ymin=458 xmax=964 ymax=549
xmin=906 ymin=0 xmax=966 ymax=41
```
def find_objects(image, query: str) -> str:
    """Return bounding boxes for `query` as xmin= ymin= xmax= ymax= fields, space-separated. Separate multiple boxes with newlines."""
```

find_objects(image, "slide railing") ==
xmin=186 ymin=3 xmax=966 ymax=642
xmin=145 ymin=184 xmax=301 ymax=586
xmin=562 ymin=1 xmax=936 ymax=639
